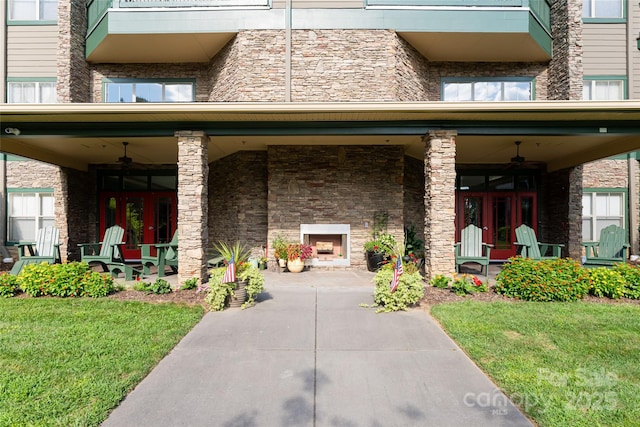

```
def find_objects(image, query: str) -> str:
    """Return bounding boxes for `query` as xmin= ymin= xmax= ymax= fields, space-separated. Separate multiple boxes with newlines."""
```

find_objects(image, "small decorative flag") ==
xmin=390 ymin=255 xmax=403 ymax=293
xmin=222 ymin=252 xmax=236 ymax=283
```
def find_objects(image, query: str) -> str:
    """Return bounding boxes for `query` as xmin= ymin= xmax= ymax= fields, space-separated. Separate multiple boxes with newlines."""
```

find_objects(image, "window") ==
xmin=443 ymin=79 xmax=532 ymax=101
xmin=582 ymin=191 xmax=625 ymax=241
xmin=104 ymin=80 xmax=195 ymax=103
xmin=583 ymin=79 xmax=625 ymax=100
xmin=583 ymin=0 xmax=624 ymax=19
xmin=7 ymin=81 xmax=56 ymax=103
xmin=7 ymin=191 xmax=55 ymax=242
xmin=8 ymin=0 xmax=57 ymax=21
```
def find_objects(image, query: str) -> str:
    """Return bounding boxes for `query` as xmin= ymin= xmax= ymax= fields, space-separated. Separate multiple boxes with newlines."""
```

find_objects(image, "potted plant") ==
xmin=286 ymin=243 xmax=313 ymax=273
xmin=272 ymin=233 xmax=289 ymax=268
xmin=363 ymin=233 xmax=397 ymax=272
xmin=207 ymin=241 xmax=252 ymax=309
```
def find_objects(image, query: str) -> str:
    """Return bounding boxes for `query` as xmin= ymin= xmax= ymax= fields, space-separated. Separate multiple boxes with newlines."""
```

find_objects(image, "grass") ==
xmin=431 ymin=301 xmax=640 ymax=427
xmin=0 ymin=298 xmax=203 ymax=426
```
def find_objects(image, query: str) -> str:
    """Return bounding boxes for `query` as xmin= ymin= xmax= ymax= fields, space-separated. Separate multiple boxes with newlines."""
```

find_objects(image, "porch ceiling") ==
xmin=1 ymin=101 xmax=639 ymax=172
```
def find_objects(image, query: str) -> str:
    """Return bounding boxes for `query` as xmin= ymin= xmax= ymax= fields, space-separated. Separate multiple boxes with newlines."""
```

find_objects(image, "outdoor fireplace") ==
xmin=300 ymin=224 xmax=350 ymax=267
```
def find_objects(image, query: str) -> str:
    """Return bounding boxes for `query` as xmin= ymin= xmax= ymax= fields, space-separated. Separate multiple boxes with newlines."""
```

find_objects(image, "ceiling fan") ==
xmin=507 ymin=140 xmax=543 ymax=170
xmin=118 ymin=141 xmax=133 ymax=166
xmin=510 ymin=140 xmax=525 ymax=164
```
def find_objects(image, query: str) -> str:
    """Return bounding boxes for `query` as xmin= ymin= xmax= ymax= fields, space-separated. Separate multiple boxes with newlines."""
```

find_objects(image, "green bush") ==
xmin=613 ymin=262 xmax=640 ymax=299
xmin=180 ymin=277 xmax=199 ymax=290
xmin=495 ymin=257 xmax=590 ymax=302
xmin=373 ymin=266 xmax=425 ymax=312
xmin=134 ymin=278 xmax=172 ymax=295
xmin=0 ymin=273 xmax=19 ymax=298
xmin=451 ymin=274 xmax=487 ymax=296
xmin=205 ymin=267 xmax=236 ymax=311
xmin=238 ymin=266 xmax=265 ymax=308
xmin=430 ymin=274 xmax=451 ymax=289
xmin=18 ymin=262 xmax=115 ymax=298
xmin=589 ymin=267 xmax=625 ymax=299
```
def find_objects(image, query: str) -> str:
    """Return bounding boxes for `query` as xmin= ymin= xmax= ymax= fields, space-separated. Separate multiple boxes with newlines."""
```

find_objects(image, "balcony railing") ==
xmin=87 ymin=0 xmax=270 ymax=33
xmin=365 ymin=0 xmax=551 ymax=32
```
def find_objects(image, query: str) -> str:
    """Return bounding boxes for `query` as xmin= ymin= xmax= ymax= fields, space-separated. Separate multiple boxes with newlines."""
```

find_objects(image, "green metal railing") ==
xmin=365 ymin=0 xmax=551 ymax=32
xmin=87 ymin=0 xmax=270 ymax=33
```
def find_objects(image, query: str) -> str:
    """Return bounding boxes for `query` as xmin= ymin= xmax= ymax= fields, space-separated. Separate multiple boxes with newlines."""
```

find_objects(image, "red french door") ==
xmin=99 ymin=192 xmax=177 ymax=260
xmin=457 ymin=192 xmax=537 ymax=260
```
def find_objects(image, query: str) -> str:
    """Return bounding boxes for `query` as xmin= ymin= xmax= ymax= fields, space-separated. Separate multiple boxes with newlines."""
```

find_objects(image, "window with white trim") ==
xmin=104 ymin=81 xmax=195 ymax=103
xmin=8 ymin=0 xmax=57 ymax=21
xmin=583 ymin=79 xmax=625 ymax=100
xmin=583 ymin=0 xmax=623 ymax=18
xmin=582 ymin=191 xmax=625 ymax=241
xmin=8 ymin=191 xmax=55 ymax=242
xmin=7 ymin=81 xmax=56 ymax=103
xmin=442 ymin=80 xmax=532 ymax=101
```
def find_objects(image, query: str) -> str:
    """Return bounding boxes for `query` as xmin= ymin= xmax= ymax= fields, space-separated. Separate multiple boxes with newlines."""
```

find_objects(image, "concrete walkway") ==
xmin=103 ymin=270 xmax=532 ymax=427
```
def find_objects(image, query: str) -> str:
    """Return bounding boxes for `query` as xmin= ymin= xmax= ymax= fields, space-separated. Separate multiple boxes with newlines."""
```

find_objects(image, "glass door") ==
xmin=99 ymin=192 xmax=176 ymax=260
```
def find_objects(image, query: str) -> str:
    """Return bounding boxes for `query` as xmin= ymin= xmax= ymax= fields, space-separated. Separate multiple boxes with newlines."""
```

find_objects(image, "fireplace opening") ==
xmin=300 ymin=224 xmax=350 ymax=267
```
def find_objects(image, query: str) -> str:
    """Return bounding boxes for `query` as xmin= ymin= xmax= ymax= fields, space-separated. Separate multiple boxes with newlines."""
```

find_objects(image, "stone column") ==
xmin=424 ymin=131 xmax=457 ymax=281
xmin=176 ymin=131 xmax=209 ymax=284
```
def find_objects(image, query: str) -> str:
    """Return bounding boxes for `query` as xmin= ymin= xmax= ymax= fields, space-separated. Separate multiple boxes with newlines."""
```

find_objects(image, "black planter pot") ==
xmin=366 ymin=251 xmax=386 ymax=272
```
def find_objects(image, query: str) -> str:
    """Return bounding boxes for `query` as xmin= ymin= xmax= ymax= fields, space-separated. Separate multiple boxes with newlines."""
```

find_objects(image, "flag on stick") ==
xmin=222 ymin=252 xmax=236 ymax=283
xmin=390 ymin=256 xmax=403 ymax=293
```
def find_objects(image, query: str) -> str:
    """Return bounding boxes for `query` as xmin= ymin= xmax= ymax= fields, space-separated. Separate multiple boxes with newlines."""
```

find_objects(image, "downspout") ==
xmin=629 ymin=154 xmax=638 ymax=255
xmin=0 ymin=154 xmax=12 ymax=261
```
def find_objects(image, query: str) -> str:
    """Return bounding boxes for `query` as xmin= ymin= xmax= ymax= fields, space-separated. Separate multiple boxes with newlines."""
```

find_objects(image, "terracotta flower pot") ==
xmin=287 ymin=258 xmax=305 ymax=273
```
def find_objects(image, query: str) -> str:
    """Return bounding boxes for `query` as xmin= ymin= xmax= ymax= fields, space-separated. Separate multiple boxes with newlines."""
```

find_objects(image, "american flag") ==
xmin=390 ymin=256 xmax=403 ymax=293
xmin=222 ymin=253 xmax=236 ymax=283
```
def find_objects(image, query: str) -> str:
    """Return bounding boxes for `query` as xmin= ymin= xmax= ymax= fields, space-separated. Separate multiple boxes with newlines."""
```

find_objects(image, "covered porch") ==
xmin=2 ymin=101 xmax=639 ymax=283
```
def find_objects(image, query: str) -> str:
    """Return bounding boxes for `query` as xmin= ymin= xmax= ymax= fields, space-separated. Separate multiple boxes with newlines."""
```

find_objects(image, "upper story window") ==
xmin=583 ymin=0 xmax=624 ymax=19
xmin=7 ymin=80 xmax=56 ymax=103
xmin=442 ymin=79 xmax=533 ymax=101
xmin=583 ymin=79 xmax=625 ymax=100
xmin=104 ymin=79 xmax=195 ymax=103
xmin=8 ymin=0 xmax=57 ymax=21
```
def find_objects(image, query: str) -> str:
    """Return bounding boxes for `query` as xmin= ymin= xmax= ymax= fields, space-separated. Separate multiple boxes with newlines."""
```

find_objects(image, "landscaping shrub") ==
xmin=613 ymin=262 xmax=640 ymax=299
xmin=373 ymin=262 xmax=425 ymax=312
xmin=430 ymin=274 xmax=451 ymax=289
xmin=134 ymin=278 xmax=172 ymax=294
xmin=0 ymin=273 xmax=19 ymax=298
xmin=451 ymin=274 xmax=488 ymax=296
xmin=495 ymin=257 xmax=590 ymax=302
xmin=18 ymin=262 xmax=115 ymax=298
xmin=205 ymin=267 xmax=236 ymax=311
xmin=588 ymin=267 xmax=625 ymax=299
xmin=180 ymin=277 xmax=199 ymax=290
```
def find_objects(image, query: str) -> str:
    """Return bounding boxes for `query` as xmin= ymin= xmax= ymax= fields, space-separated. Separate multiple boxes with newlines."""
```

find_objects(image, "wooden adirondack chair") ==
xmin=78 ymin=225 xmax=125 ymax=272
xmin=514 ymin=224 xmax=564 ymax=260
xmin=455 ymin=224 xmax=493 ymax=276
xmin=582 ymin=224 xmax=629 ymax=267
xmin=10 ymin=226 xmax=61 ymax=275
xmin=140 ymin=230 xmax=178 ymax=277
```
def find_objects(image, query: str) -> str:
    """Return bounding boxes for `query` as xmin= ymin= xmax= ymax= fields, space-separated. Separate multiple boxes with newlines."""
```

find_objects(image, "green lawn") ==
xmin=0 ymin=299 xmax=203 ymax=426
xmin=431 ymin=301 xmax=640 ymax=427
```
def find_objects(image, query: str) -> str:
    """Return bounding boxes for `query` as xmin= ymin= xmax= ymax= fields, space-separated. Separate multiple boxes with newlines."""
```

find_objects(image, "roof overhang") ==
xmin=1 ymin=101 xmax=639 ymax=172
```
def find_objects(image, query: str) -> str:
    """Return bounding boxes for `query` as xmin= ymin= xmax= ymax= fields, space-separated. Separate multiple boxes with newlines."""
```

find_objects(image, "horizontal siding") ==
xmin=631 ymin=2 xmax=640 ymax=99
xmin=272 ymin=0 xmax=363 ymax=8
xmin=6 ymin=26 xmax=58 ymax=77
xmin=582 ymin=24 xmax=627 ymax=75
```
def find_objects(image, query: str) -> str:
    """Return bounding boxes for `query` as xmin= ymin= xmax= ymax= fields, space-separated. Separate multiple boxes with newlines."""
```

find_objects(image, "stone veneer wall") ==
xmin=208 ymin=151 xmax=268 ymax=252
xmin=208 ymin=31 xmax=286 ymax=102
xmin=5 ymin=160 xmax=62 ymax=260
xmin=57 ymin=0 xmax=90 ymax=102
xmin=58 ymin=167 xmax=91 ymax=261
xmin=267 ymin=146 xmax=404 ymax=269
xmin=539 ymin=166 xmax=584 ymax=259
xmin=90 ymin=64 xmax=210 ymax=102
xmin=403 ymin=156 xmax=426 ymax=241
xmin=548 ymin=0 xmax=583 ymax=100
